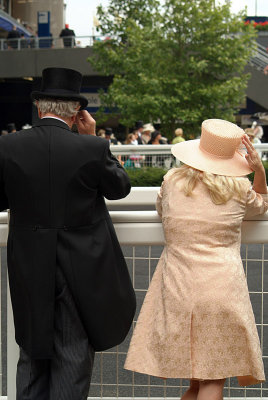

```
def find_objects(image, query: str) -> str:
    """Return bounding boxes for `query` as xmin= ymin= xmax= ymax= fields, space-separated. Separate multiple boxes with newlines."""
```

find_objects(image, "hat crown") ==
xmin=105 ymin=127 xmax=113 ymax=135
xmin=200 ymin=119 xmax=244 ymax=159
xmin=143 ymin=123 xmax=154 ymax=132
xmin=31 ymin=67 xmax=88 ymax=109
xmin=41 ymin=67 xmax=82 ymax=94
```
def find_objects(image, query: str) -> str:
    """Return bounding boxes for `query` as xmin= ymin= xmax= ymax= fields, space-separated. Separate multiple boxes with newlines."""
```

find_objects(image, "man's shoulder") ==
xmin=78 ymin=134 xmax=108 ymax=148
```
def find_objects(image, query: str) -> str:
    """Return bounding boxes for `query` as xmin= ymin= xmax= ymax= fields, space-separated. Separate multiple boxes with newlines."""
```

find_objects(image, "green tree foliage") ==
xmin=90 ymin=0 xmax=256 ymax=137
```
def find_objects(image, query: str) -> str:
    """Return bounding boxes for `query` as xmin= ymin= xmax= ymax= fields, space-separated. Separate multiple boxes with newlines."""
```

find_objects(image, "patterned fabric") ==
xmin=125 ymin=169 xmax=268 ymax=386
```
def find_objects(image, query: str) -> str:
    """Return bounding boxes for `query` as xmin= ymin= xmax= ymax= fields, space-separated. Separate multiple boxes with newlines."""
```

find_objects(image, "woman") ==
xmin=148 ymin=130 xmax=164 ymax=145
xmin=147 ymin=130 xmax=166 ymax=167
xmin=172 ymin=128 xmax=185 ymax=144
xmin=245 ymin=128 xmax=262 ymax=159
xmin=124 ymin=133 xmax=136 ymax=145
xmin=125 ymin=119 xmax=267 ymax=400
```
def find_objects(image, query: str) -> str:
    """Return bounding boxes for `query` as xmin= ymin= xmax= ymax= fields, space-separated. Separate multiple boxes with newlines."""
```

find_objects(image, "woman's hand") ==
xmin=75 ymin=110 xmax=96 ymax=135
xmin=242 ymin=134 xmax=267 ymax=194
xmin=242 ymin=134 xmax=263 ymax=173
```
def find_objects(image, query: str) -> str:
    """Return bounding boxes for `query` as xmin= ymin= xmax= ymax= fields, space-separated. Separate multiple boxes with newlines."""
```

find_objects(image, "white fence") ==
xmin=1 ymin=187 xmax=268 ymax=399
xmin=110 ymin=145 xmax=176 ymax=169
xmin=110 ymin=144 xmax=268 ymax=155
xmin=110 ymin=143 xmax=268 ymax=169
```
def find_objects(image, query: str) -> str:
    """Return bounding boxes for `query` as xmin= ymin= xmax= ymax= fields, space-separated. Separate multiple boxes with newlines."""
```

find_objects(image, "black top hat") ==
xmin=105 ymin=127 xmax=113 ymax=136
xmin=134 ymin=120 xmax=144 ymax=129
xmin=31 ymin=67 xmax=88 ymax=109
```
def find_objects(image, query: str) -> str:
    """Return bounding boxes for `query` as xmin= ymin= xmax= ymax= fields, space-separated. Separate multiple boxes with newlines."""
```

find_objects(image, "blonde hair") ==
xmin=125 ymin=133 xmax=135 ymax=144
xmin=35 ymin=98 xmax=80 ymax=118
xmin=175 ymin=128 xmax=183 ymax=136
xmin=171 ymin=165 xmax=247 ymax=205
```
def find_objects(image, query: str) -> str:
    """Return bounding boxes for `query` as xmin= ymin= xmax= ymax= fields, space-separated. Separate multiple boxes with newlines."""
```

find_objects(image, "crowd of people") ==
xmin=2 ymin=23 xmax=77 ymax=50
xmin=94 ymin=119 xmax=267 ymax=169
xmin=96 ymin=120 xmax=265 ymax=147
xmin=1 ymin=122 xmax=32 ymax=136
xmin=96 ymin=120 xmax=182 ymax=146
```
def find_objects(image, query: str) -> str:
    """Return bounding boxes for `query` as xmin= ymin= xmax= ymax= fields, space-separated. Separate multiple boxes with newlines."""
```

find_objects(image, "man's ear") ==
xmin=69 ymin=113 xmax=77 ymax=128
xmin=71 ymin=113 xmax=77 ymax=124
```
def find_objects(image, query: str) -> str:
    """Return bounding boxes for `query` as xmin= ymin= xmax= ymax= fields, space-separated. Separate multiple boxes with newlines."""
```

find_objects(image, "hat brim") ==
xmin=31 ymin=91 xmax=88 ymax=110
xmin=171 ymin=139 xmax=252 ymax=176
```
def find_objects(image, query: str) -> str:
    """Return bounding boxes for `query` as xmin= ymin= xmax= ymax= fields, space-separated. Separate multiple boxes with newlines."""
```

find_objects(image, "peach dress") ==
xmin=125 ymin=169 xmax=268 ymax=386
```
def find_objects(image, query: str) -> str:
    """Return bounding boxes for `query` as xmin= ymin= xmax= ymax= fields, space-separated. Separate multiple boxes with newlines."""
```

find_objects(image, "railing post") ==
xmin=7 ymin=210 xmax=19 ymax=400
xmin=7 ymin=280 xmax=19 ymax=400
xmin=7 ymin=284 xmax=19 ymax=400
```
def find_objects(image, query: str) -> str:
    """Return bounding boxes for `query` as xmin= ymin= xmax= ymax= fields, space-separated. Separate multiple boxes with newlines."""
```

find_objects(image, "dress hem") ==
xmin=124 ymin=367 xmax=265 ymax=387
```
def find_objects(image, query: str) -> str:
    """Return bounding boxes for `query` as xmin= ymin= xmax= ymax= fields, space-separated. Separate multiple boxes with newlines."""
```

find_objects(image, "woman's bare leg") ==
xmin=181 ymin=380 xmax=199 ymax=400
xmin=197 ymin=379 xmax=225 ymax=400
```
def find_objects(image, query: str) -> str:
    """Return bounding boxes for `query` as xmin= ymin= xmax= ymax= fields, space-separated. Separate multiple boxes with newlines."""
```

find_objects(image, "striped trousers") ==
xmin=16 ymin=267 xmax=95 ymax=400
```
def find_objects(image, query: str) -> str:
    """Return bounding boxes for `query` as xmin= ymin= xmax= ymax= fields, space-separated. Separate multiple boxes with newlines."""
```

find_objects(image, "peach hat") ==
xmin=171 ymin=119 xmax=252 ymax=176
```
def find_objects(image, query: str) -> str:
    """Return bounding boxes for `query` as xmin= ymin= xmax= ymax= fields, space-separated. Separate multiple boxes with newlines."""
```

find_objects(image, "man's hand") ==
xmin=75 ymin=110 xmax=96 ymax=135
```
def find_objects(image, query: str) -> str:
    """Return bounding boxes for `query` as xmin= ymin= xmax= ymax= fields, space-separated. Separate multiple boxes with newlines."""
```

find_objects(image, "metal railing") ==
xmin=111 ymin=145 xmax=176 ymax=169
xmin=0 ymin=35 xmax=97 ymax=50
xmin=0 ymin=33 xmax=267 ymax=74
xmin=250 ymin=43 xmax=268 ymax=72
xmin=110 ymin=143 xmax=268 ymax=169
xmin=1 ymin=185 xmax=268 ymax=399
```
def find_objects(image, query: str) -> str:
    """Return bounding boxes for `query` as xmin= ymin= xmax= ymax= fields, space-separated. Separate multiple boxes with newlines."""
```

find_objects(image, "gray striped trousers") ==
xmin=16 ymin=267 xmax=95 ymax=400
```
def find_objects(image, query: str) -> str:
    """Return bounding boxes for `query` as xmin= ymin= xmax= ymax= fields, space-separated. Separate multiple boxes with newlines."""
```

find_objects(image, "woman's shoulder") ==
xmin=236 ymin=176 xmax=251 ymax=191
xmin=163 ymin=168 xmax=180 ymax=181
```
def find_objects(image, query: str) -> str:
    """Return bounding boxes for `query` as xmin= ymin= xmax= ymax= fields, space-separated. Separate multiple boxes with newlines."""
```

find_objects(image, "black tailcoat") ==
xmin=0 ymin=118 xmax=136 ymax=358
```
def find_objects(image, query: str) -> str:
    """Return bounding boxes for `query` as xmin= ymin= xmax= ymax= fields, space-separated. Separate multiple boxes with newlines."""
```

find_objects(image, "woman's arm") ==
xmin=242 ymin=134 xmax=267 ymax=194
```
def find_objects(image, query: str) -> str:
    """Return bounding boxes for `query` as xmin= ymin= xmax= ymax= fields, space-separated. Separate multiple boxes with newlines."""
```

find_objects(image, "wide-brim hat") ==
xmin=171 ymin=119 xmax=252 ymax=176
xmin=31 ymin=67 xmax=88 ymax=109
xmin=143 ymin=123 xmax=154 ymax=133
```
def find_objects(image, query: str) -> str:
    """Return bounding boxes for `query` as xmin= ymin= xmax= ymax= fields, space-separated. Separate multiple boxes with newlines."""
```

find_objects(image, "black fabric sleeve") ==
xmin=0 ymin=138 xmax=9 ymax=211
xmin=99 ymin=141 xmax=131 ymax=200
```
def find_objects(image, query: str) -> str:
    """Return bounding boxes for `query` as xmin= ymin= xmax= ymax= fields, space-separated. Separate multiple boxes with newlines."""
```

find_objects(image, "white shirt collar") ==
xmin=41 ymin=116 xmax=69 ymax=126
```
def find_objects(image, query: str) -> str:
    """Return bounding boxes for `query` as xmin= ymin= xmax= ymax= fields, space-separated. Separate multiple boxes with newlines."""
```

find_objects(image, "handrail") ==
xmin=110 ymin=143 xmax=268 ymax=155
xmin=0 ymin=209 xmax=268 ymax=224
xmin=250 ymin=42 xmax=268 ymax=71
xmin=0 ymin=35 xmax=100 ymax=50
xmin=0 ymin=209 xmax=267 ymax=246
xmin=0 ymin=34 xmax=267 ymax=63
xmin=111 ymin=144 xmax=174 ymax=155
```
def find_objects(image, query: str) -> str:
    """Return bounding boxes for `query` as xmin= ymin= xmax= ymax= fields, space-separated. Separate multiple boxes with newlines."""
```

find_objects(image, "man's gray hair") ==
xmin=35 ymin=98 xmax=80 ymax=118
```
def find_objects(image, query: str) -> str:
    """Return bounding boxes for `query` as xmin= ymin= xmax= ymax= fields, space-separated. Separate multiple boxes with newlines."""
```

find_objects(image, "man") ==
xmin=59 ymin=24 xmax=76 ymax=47
xmin=6 ymin=122 xmax=16 ymax=133
xmin=141 ymin=123 xmax=154 ymax=144
xmin=133 ymin=120 xmax=144 ymax=144
xmin=0 ymin=67 xmax=135 ymax=400
xmin=7 ymin=26 xmax=21 ymax=49
xmin=105 ymin=127 xmax=118 ymax=144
